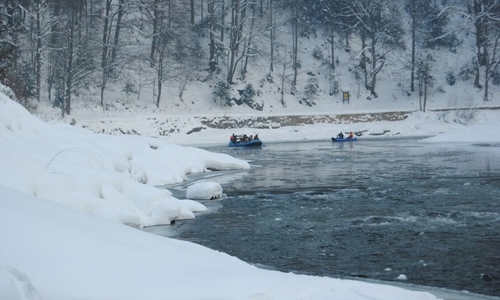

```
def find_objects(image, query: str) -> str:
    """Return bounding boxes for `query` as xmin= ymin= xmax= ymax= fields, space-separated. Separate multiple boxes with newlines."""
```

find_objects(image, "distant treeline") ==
xmin=0 ymin=0 xmax=499 ymax=114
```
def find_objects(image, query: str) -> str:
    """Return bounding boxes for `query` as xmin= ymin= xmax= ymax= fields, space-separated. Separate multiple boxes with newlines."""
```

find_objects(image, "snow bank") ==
xmin=0 ymin=93 xmax=249 ymax=228
xmin=422 ymin=122 xmax=500 ymax=143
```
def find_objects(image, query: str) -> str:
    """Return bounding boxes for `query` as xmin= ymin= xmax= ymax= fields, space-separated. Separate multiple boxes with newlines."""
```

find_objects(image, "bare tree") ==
xmin=483 ymin=20 xmax=500 ymax=100
xmin=100 ymin=0 xmax=112 ymax=106
xmin=466 ymin=0 xmax=489 ymax=88
xmin=153 ymin=1 xmax=194 ymax=108
xmin=110 ymin=0 xmax=125 ymax=66
xmin=240 ymin=0 xmax=257 ymax=80
xmin=150 ymin=0 xmax=163 ymax=64
xmin=342 ymin=0 xmax=405 ymax=98
xmin=220 ymin=0 xmax=226 ymax=43
xmin=320 ymin=0 xmax=343 ymax=71
xmin=268 ymin=0 xmax=275 ymax=75
xmin=290 ymin=1 xmax=298 ymax=92
xmin=58 ymin=0 xmax=99 ymax=115
xmin=100 ymin=0 xmax=128 ymax=106
xmin=416 ymin=53 xmax=434 ymax=112
xmin=461 ymin=0 xmax=500 ymax=97
xmin=274 ymin=47 xmax=293 ymax=106
xmin=27 ymin=0 xmax=53 ymax=103
xmin=406 ymin=0 xmax=419 ymax=93
xmin=320 ymin=0 xmax=345 ymax=96
xmin=226 ymin=0 xmax=243 ymax=83
xmin=406 ymin=0 xmax=451 ymax=93
xmin=208 ymin=0 xmax=217 ymax=71
xmin=225 ymin=0 xmax=260 ymax=83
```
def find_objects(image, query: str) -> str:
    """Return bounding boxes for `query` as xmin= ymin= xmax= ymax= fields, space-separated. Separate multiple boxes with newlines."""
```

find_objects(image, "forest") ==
xmin=0 ymin=0 xmax=499 ymax=115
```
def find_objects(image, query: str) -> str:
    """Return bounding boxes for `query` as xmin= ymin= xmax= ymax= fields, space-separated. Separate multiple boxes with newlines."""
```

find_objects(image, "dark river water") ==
xmin=161 ymin=138 xmax=500 ymax=297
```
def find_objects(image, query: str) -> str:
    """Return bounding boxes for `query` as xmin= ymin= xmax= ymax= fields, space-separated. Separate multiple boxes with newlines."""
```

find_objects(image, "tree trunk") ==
xmin=47 ymin=0 xmax=61 ymax=103
xmin=101 ymin=0 xmax=112 ymax=106
xmin=150 ymin=0 xmax=160 ymax=65
xmin=291 ymin=5 xmax=298 ymax=91
xmin=418 ymin=79 xmax=422 ymax=111
xmin=280 ymin=59 xmax=287 ymax=106
xmin=110 ymin=0 xmax=124 ymax=66
xmin=483 ymin=33 xmax=500 ymax=101
xmin=157 ymin=54 xmax=163 ymax=108
xmin=36 ymin=0 xmax=42 ymax=103
xmin=484 ymin=72 xmax=489 ymax=100
xmin=361 ymin=30 xmax=368 ymax=90
xmin=474 ymin=60 xmax=481 ymax=88
xmin=157 ymin=76 xmax=162 ymax=108
xmin=269 ymin=0 xmax=274 ymax=74
xmin=221 ymin=0 xmax=225 ymax=42
xmin=65 ymin=14 xmax=75 ymax=116
xmin=370 ymin=36 xmax=377 ymax=97
xmin=423 ymin=72 xmax=427 ymax=112
xmin=345 ymin=27 xmax=349 ymax=51
xmin=330 ymin=22 xmax=335 ymax=70
xmin=242 ymin=3 xmax=256 ymax=79
xmin=471 ymin=0 xmax=485 ymax=88
xmin=410 ymin=9 xmax=415 ymax=92
xmin=226 ymin=0 xmax=240 ymax=83
xmin=208 ymin=0 xmax=216 ymax=71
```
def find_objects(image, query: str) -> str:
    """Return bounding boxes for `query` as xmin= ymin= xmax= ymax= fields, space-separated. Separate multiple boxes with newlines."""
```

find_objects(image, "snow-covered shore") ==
xmin=55 ymin=106 xmax=499 ymax=147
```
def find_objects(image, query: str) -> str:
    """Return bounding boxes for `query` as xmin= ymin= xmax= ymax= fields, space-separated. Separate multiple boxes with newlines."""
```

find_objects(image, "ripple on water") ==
xmin=173 ymin=140 xmax=500 ymax=297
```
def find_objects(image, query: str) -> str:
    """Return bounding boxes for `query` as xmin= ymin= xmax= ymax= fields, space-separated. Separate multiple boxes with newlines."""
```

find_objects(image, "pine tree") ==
xmin=304 ymin=77 xmax=318 ymax=100
xmin=213 ymin=80 xmax=231 ymax=106
xmin=241 ymin=83 xmax=256 ymax=104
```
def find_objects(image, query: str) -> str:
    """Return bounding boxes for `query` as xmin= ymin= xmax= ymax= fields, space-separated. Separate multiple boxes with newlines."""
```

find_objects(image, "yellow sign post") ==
xmin=342 ymin=87 xmax=350 ymax=104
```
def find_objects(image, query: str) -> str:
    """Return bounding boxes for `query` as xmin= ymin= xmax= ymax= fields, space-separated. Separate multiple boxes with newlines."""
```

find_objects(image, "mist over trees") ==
xmin=1 ymin=0 xmax=499 ymax=114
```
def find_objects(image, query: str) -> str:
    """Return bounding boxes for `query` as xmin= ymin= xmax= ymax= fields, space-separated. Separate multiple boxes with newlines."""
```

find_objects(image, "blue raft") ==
xmin=331 ymin=137 xmax=357 ymax=142
xmin=228 ymin=139 xmax=263 ymax=148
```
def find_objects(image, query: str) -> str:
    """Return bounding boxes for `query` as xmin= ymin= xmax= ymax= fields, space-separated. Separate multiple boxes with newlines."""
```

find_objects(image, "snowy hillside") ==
xmin=0 ymin=0 xmax=496 ymax=131
xmin=32 ymin=16 xmax=500 ymax=145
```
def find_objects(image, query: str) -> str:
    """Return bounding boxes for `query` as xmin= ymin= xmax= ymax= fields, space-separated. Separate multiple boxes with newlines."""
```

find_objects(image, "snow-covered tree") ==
xmin=213 ymin=80 xmax=231 ymax=106
xmin=304 ymin=76 xmax=319 ymax=100
xmin=241 ymin=83 xmax=255 ymax=103
xmin=406 ymin=0 xmax=452 ymax=92
xmin=342 ymin=0 xmax=405 ymax=98
xmin=460 ymin=0 xmax=500 ymax=100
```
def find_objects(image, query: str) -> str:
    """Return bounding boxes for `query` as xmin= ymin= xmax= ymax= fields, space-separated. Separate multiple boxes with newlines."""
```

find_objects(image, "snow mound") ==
xmin=186 ymin=181 xmax=223 ymax=200
xmin=396 ymin=274 xmax=408 ymax=281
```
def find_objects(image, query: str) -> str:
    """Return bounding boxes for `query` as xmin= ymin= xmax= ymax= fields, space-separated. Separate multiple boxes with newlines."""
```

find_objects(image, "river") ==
xmin=154 ymin=138 xmax=500 ymax=297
